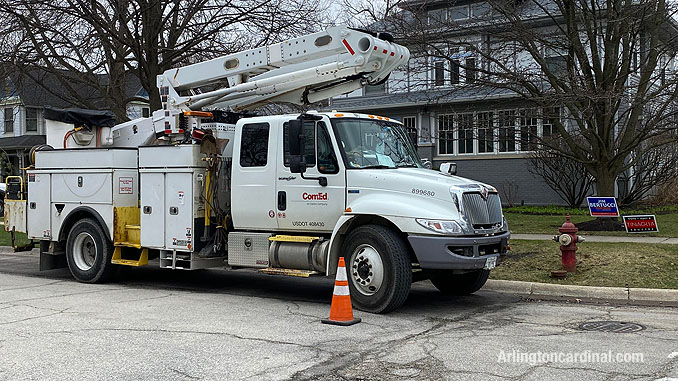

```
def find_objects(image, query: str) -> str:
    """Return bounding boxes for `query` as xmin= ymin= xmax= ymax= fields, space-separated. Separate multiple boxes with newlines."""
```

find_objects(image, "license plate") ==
xmin=484 ymin=256 xmax=497 ymax=270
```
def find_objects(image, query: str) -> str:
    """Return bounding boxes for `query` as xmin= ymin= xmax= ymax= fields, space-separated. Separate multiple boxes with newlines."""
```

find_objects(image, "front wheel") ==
xmin=342 ymin=224 xmax=412 ymax=313
xmin=66 ymin=218 xmax=117 ymax=283
xmin=429 ymin=269 xmax=490 ymax=296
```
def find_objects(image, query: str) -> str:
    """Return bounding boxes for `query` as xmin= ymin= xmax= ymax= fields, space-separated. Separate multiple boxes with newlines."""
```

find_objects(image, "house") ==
xmin=329 ymin=0 xmax=678 ymax=205
xmin=0 ymin=67 xmax=149 ymax=178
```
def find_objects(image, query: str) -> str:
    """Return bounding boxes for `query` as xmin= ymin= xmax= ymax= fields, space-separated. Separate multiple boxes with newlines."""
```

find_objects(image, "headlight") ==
xmin=416 ymin=219 xmax=464 ymax=235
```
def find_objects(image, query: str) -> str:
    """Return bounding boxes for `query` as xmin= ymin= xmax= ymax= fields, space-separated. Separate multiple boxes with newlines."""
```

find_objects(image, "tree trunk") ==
xmin=595 ymin=171 xmax=616 ymax=197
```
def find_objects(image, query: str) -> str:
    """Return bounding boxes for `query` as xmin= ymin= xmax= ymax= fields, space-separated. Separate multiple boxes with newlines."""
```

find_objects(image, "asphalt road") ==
xmin=1 ymin=250 xmax=677 ymax=381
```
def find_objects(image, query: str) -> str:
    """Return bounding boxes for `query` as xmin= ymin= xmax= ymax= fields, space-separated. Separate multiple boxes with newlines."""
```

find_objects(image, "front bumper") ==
xmin=408 ymin=231 xmax=510 ymax=270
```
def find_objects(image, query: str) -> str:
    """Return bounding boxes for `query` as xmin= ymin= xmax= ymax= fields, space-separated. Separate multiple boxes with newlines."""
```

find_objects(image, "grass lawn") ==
xmin=0 ymin=228 xmax=31 ymax=247
xmin=505 ymin=212 xmax=678 ymax=237
xmin=491 ymin=240 xmax=678 ymax=289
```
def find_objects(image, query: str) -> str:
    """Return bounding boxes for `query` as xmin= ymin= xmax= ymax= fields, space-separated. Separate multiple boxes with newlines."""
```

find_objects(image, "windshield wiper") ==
xmin=359 ymin=164 xmax=395 ymax=169
xmin=396 ymin=164 xmax=418 ymax=168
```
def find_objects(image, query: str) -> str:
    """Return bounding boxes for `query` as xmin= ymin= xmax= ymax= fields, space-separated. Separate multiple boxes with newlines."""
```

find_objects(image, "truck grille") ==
xmin=462 ymin=192 xmax=503 ymax=228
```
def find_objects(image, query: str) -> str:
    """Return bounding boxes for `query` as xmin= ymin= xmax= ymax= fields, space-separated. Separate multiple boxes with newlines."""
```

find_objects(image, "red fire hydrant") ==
xmin=552 ymin=214 xmax=585 ymax=272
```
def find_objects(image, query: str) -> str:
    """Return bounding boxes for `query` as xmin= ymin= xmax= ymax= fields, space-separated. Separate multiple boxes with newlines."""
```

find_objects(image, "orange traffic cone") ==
xmin=321 ymin=257 xmax=361 ymax=326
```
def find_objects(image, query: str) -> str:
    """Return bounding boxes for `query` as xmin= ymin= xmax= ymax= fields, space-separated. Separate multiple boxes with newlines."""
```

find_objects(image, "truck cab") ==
xmin=227 ymin=111 xmax=510 ymax=312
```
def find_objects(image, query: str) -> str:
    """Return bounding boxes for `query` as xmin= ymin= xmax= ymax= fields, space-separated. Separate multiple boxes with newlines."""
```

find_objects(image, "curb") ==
xmin=511 ymin=234 xmax=678 ymax=245
xmin=484 ymin=279 xmax=678 ymax=307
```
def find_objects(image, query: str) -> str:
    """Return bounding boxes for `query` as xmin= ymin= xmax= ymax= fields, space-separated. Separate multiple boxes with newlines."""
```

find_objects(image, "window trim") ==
xmin=433 ymin=60 xmax=445 ymax=87
xmin=427 ymin=7 xmax=448 ymax=25
xmin=4 ymin=107 xmax=14 ymax=133
xmin=456 ymin=113 xmax=475 ymax=155
xmin=437 ymin=113 xmax=455 ymax=156
xmin=476 ymin=111 xmax=495 ymax=155
xmin=25 ymin=107 xmax=38 ymax=132
xmin=450 ymin=5 xmax=470 ymax=21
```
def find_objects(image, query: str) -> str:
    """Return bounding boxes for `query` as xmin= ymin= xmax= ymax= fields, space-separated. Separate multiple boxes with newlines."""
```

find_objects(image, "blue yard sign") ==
xmin=587 ymin=197 xmax=620 ymax=217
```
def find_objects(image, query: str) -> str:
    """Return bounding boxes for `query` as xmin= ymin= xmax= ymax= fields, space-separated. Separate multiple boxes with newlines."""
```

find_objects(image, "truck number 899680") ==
xmin=412 ymin=188 xmax=435 ymax=197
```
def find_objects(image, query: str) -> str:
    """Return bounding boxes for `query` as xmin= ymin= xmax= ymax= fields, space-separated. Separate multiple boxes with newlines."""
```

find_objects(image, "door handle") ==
xmin=278 ymin=191 xmax=286 ymax=211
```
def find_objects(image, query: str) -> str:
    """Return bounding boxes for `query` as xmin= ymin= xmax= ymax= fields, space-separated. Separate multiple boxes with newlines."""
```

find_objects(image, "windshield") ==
xmin=331 ymin=118 xmax=422 ymax=169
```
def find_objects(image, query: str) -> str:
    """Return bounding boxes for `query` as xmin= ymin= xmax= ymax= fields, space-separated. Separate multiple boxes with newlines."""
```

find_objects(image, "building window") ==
xmin=477 ymin=111 xmax=494 ymax=153
xmin=520 ymin=109 xmax=538 ymax=151
xmin=450 ymin=5 xmax=469 ymax=20
xmin=450 ymin=59 xmax=460 ymax=85
xmin=466 ymin=57 xmax=477 ymax=83
xmin=4 ymin=108 xmax=13 ymax=133
xmin=142 ymin=107 xmax=150 ymax=118
xmin=26 ymin=108 xmax=38 ymax=132
xmin=471 ymin=2 xmax=491 ymax=18
xmin=542 ymin=107 xmax=560 ymax=139
xmin=438 ymin=114 xmax=454 ymax=155
xmin=428 ymin=8 xmax=447 ymax=25
xmin=434 ymin=60 xmax=445 ymax=86
xmin=498 ymin=110 xmax=516 ymax=152
xmin=458 ymin=113 xmax=474 ymax=154
xmin=402 ymin=116 xmax=417 ymax=146
xmin=240 ymin=123 xmax=269 ymax=167
xmin=545 ymin=46 xmax=568 ymax=76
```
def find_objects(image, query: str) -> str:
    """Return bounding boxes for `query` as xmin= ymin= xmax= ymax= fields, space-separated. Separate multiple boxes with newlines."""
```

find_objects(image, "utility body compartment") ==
xmin=27 ymin=148 xmax=139 ymax=241
xmin=139 ymin=145 xmax=206 ymax=252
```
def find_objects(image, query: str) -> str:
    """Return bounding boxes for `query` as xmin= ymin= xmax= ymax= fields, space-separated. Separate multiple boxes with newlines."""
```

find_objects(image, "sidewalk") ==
xmin=511 ymin=233 xmax=678 ymax=244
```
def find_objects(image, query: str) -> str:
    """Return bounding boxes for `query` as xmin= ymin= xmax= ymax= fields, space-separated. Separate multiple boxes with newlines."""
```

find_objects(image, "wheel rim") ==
xmin=72 ymin=232 xmax=97 ymax=271
xmin=349 ymin=244 xmax=385 ymax=296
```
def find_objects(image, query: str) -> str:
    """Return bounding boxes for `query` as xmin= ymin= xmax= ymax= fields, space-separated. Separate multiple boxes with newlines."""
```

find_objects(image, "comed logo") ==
xmin=303 ymin=192 xmax=328 ymax=201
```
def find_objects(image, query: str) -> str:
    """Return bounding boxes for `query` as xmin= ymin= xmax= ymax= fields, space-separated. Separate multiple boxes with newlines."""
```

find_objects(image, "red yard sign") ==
xmin=623 ymin=215 xmax=659 ymax=233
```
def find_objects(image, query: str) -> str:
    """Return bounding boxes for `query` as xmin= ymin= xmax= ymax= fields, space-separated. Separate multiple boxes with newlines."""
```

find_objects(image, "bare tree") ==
xmin=389 ymin=0 xmax=678 ymax=198
xmin=0 ymin=0 xmax=329 ymax=121
xmin=528 ymin=138 xmax=595 ymax=207
xmin=617 ymin=136 xmax=678 ymax=204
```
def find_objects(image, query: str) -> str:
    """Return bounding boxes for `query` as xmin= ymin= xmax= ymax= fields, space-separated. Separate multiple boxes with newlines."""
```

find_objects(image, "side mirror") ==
xmin=422 ymin=159 xmax=433 ymax=170
xmin=440 ymin=162 xmax=457 ymax=175
xmin=288 ymin=119 xmax=306 ymax=174
xmin=289 ymin=156 xmax=306 ymax=174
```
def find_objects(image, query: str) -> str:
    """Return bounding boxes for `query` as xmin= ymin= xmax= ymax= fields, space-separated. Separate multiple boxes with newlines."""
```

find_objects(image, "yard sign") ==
xmin=587 ymin=197 xmax=619 ymax=217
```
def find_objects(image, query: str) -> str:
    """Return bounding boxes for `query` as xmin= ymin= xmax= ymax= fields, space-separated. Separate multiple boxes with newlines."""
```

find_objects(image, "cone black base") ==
xmin=321 ymin=318 xmax=361 ymax=326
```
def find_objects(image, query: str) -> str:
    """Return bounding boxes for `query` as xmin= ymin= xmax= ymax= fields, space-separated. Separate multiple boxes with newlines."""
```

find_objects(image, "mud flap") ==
xmin=39 ymin=240 xmax=67 ymax=271
xmin=40 ymin=252 xmax=67 ymax=271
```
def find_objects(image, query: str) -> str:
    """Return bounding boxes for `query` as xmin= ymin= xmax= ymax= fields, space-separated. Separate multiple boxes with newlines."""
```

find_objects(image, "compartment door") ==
xmin=27 ymin=173 xmax=51 ymax=239
xmin=165 ymin=172 xmax=194 ymax=251
xmin=140 ymin=172 xmax=165 ymax=248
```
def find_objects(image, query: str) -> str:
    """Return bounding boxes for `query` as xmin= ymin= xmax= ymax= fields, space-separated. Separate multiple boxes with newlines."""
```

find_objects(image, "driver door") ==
xmin=275 ymin=120 xmax=345 ymax=233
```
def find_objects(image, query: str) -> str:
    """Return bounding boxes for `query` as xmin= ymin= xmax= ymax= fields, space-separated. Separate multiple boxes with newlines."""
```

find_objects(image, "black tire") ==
xmin=65 ymin=218 xmax=117 ymax=283
xmin=429 ymin=269 xmax=490 ymax=296
xmin=342 ymin=224 xmax=412 ymax=313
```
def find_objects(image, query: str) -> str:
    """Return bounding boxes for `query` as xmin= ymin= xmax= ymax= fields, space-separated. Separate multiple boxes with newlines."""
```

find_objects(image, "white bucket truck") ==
xmin=5 ymin=26 xmax=509 ymax=313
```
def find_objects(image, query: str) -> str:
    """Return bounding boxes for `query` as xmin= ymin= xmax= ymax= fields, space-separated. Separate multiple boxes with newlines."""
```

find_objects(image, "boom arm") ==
xmin=107 ymin=27 xmax=408 ymax=147
xmin=157 ymin=26 xmax=409 ymax=113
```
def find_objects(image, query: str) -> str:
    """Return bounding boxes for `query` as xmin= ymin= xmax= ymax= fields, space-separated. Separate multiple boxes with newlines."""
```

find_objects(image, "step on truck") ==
xmin=4 ymin=26 xmax=510 ymax=313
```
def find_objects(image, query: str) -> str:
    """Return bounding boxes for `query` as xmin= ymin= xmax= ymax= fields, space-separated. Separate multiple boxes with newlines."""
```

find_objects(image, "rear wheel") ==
xmin=429 ymin=269 xmax=490 ymax=296
xmin=342 ymin=224 xmax=412 ymax=313
xmin=66 ymin=218 xmax=117 ymax=283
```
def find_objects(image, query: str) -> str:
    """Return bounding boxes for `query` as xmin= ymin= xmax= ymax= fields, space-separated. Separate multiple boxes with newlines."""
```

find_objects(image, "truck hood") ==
xmin=347 ymin=167 xmax=495 ymax=199
xmin=345 ymin=167 xmax=498 ymax=221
